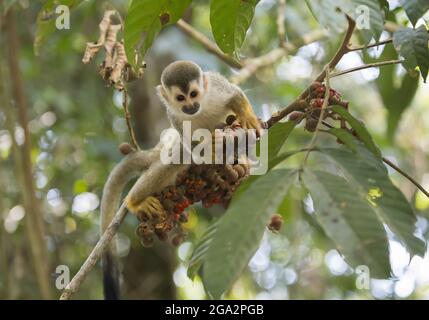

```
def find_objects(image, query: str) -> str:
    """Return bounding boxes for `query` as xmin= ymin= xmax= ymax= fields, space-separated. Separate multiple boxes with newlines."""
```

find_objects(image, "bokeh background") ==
xmin=0 ymin=0 xmax=428 ymax=299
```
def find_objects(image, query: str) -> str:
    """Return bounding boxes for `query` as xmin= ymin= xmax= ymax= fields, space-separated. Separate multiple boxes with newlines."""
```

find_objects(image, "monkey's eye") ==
xmin=176 ymin=95 xmax=185 ymax=101
xmin=190 ymin=91 xmax=198 ymax=98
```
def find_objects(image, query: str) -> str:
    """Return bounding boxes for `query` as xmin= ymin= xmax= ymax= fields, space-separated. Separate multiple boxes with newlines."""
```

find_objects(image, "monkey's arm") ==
xmin=226 ymin=91 xmax=261 ymax=133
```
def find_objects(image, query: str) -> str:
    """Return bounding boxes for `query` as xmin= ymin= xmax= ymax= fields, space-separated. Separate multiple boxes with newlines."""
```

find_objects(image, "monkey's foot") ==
xmin=126 ymin=196 xmax=166 ymax=222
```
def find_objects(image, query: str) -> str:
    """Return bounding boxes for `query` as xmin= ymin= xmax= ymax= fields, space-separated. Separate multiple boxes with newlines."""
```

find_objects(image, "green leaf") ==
xmin=331 ymin=105 xmax=381 ymax=158
xmin=203 ymin=169 xmax=297 ymax=298
xmin=393 ymin=26 xmax=429 ymax=82
xmin=353 ymin=0 xmax=384 ymax=42
xmin=187 ymin=220 xmax=219 ymax=279
xmin=124 ymin=0 xmax=192 ymax=68
xmin=34 ymin=0 xmax=84 ymax=56
xmin=209 ymin=0 xmax=260 ymax=55
xmin=399 ymin=0 xmax=429 ymax=26
xmin=236 ymin=122 xmax=297 ymax=200
xmin=321 ymin=147 xmax=427 ymax=257
xmin=305 ymin=0 xmax=349 ymax=33
xmin=266 ymin=121 xmax=296 ymax=159
xmin=306 ymin=0 xmax=384 ymax=41
xmin=324 ymin=128 xmax=359 ymax=152
xmin=302 ymin=169 xmax=391 ymax=278
xmin=369 ymin=45 xmax=419 ymax=139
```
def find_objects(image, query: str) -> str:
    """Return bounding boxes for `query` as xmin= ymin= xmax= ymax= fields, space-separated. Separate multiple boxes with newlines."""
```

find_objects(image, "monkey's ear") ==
xmin=156 ymin=85 xmax=168 ymax=101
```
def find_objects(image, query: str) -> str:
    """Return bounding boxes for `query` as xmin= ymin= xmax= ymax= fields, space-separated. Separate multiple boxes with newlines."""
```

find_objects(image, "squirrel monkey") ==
xmin=100 ymin=60 xmax=260 ymax=299
xmin=125 ymin=60 xmax=261 ymax=218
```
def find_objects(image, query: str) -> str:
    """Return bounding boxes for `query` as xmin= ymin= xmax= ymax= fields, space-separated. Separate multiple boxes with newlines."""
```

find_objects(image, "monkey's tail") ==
xmin=100 ymin=148 xmax=159 ymax=300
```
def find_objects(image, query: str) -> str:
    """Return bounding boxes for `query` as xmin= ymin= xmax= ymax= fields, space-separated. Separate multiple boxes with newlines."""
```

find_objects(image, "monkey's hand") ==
xmin=237 ymin=113 xmax=261 ymax=133
xmin=126 ymin=195 xmax=167 ymax=223
xmin=227 ymin=92 xmax=262 ymax=135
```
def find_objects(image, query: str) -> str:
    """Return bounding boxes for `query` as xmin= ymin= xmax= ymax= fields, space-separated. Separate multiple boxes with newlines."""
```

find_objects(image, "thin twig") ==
xmin=277 ymin=0 xmax=287 ymax=48
xmin=266 ymin=16 xmax=356 ymax=128
xmin=231 ymin=29 xmax=328 ymax=84
xmin=122 ymin=87 xmax=139 ymax=150
xmin=330 ymin=59 xmax=403 ymax=78
xmin=59 ymin=204 xmax=128 ymax=300
xmin=347 ymin=38 xmax=393 ymax=52
xmin=303 ymin=66 xmax=331 ymax=165
xmin=176 ymin=19 xmax=243 ymax=69
xmin=382 ymin=157 xmax=429 ymax=198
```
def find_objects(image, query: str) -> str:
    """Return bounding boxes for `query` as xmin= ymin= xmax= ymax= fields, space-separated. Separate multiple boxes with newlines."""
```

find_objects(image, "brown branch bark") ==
xmin=59 ymin=204 xmax=128 ymax=300
xmin=231 ymin=29 xmax=328 ymax=85
xmin=277 ymin=0 xmax=287 ymax=48
xmin=266 ymin=16 xmax=356 ymax=128
xmin=122 ymin=87 xmax=140 ymax=150
xmin=176 ymin=19 xmax=243 ymax=69
xmin=4 ymin=9 xmax=53 ymax=299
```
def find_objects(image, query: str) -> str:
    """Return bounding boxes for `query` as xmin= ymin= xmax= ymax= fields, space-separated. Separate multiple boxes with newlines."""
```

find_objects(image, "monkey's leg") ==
xmin=125 ymin=161 xmax=190 ymax=220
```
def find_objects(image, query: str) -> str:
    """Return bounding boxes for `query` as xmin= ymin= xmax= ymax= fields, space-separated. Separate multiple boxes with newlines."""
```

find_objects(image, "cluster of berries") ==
xmin=134 ymin=119 xmax=251 ymax=248
xmin=288 ymin=81 xmax=349 ymax=132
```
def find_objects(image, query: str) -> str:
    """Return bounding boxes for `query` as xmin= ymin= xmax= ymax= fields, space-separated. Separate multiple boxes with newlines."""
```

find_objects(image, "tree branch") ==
xmin=122 ymin=87 xmax=140 ymax=150
xmin=176 ymin=19 xmax=243 ymax=69
xmin=382 ymin=157 xmax=429 ymax=199
xmin=277 ymin=0 xmax=287 ymax=48
xmin=5 ymin=9 xmax=53 ymax=300
xmin=231 ymin=29 xmax=328 ymax=84
xmin=266 ymin=16 xmax=356 ymax=128
xmin=60 ymin=204 xmax=128 ymax=300
xmin=330 ymin=59 xmax=403 ymax=78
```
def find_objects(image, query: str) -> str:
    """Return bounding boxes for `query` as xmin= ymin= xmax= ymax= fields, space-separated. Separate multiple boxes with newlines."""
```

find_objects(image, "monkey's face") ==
xmin=163 ymin=79 xmax=205 ymax=116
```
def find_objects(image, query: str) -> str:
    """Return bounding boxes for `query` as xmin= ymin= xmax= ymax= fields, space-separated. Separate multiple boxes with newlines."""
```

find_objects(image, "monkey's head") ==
xmin=157 ymin=60 xmax=207 ymax=116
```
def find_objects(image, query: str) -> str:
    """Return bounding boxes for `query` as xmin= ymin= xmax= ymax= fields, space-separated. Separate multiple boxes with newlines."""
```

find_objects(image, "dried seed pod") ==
xmin=171 ymin=234 xmax=185 ymax=247
xmin=305 ymin=118 xmax=318 ymax=132
xmin=119 ymin=142 xmax=134 ymax=155
xmin=288 ymin=111 xmax=305 ymax=123
xmin=141 ymin=236 xmax=154 ymax=247
xmin=268 ymin=214 xmax=283 ymax=233
xmin=154 ymin=226 xmax=169 ymax=241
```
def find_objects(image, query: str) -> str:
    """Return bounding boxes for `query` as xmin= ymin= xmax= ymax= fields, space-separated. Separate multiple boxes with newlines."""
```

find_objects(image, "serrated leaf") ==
xmin=399 ymin=0 xmax=429 ymax=26
xmin=209 ymin=0 xmax=260 ymax=55
xmin=124 ymin=0 xmax=191 ymax=68
xmin=354 ymin=0 xmax=384 ymax=42
xmin=188 ymin=220 xmax=219 ymax=279
xmin=302 ymin=169 xmax=391 ymax=278
xmin=331 ymin=106 xmax=381 ymax=158
xmin=321 ymin=147 xmax=426 ymax=257
xmin=203 ymin=169 xmax=297 ymax=298
xmin=235 ymin=123 xmax=297 ymax=200
xmin=305 ymin=0 xmax=384 ymax=41
xmin=324 ymin=128 xmax=358 ymax=152
xmin=305 ymin=0 xmax=349 ymax=33
xmin=393 ymin=26 xmax=429 ymax=82
xmin=34 ymin=0 xmax=84 ymax=56
xmin=266 ymin=121 xmax=296 ymax=159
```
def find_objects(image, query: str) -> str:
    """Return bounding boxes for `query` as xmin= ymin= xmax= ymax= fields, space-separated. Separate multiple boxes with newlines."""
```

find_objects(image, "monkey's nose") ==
xmin=182 ymin=104 xmax=199 ymax=115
